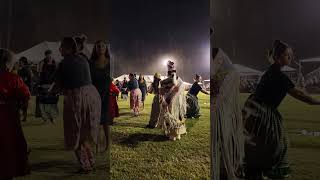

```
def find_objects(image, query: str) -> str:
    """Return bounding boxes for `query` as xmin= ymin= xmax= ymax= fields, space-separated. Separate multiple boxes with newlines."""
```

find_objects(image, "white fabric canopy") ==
xmin=15 ymin=41 xmax=94 ymax=64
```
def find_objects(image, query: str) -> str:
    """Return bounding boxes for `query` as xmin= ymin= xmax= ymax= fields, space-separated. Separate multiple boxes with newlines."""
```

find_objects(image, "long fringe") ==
xmin=211 ymin=49 xmax=244 ymax=180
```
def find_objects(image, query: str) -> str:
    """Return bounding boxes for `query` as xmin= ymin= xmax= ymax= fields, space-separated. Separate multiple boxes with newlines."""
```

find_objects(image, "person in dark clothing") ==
xmin=89 ymin=40 xmax=112 ymax=152
xmin=121 ymin=77 xmax=129 ymax=100
xmin=186 ymin=74 xmax=209 ymax=119
xmin=138 ymin=74 xmax=148 ymax=110
xmin=242 ymin=40 xmax=320 ymax=180
xmin=18 ymin=57 xmax=33 ymax=122
xmin=38 ymin=50 xmax=59 ymax=123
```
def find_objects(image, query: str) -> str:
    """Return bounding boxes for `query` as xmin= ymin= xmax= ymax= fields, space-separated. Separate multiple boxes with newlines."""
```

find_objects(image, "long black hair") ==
xmin=269 ymin=40 xmax=289 ymax=60
xmin=90 ymin=40 xmax=110 ymax=61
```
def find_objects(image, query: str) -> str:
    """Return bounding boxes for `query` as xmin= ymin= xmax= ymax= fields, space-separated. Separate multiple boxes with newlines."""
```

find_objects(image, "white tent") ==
xmin=233 ymin=64 xmax=262 ymax=75
xmin=115 ymin=74 xmax=192 ymax=90
xmin=281 ymin=65 xmax=296 ymax=72
xmin=15 ymin=41 xmax=94 ymax=64
xmin=306 ymin=67 xmax=320 ymax=85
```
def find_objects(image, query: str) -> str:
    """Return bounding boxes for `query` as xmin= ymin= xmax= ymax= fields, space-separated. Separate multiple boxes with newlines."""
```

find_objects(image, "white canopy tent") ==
xmin=115 ymin=74 xmax=193 ymax=90
xmin=233 ymin=64 xmax=262 ymax=92
xmin=233 ymin=64 xmax=262 ymax=76
xmin=15 ymin=41 xmax=94 ymax=64
xmin=306 ymin=67 xmax=320 ymax=86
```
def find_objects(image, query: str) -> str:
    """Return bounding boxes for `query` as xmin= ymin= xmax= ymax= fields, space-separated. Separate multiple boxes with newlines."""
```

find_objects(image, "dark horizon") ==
xmin=212 ymin=0 xmax=320 ymax=74
xmin=1 ymin=0 xmax=209 ymax=82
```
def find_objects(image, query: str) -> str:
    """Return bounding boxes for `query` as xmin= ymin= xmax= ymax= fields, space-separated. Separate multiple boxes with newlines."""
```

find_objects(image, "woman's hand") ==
xmin=288 ymin=87 xmax=320 ymax=105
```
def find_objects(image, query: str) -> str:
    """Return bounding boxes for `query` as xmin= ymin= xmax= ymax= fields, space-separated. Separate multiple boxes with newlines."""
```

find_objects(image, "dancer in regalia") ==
xmin=158 ymin=61 xmax=187 ymax=141
xmin=211 ymin=48 xmax=244 ymax=180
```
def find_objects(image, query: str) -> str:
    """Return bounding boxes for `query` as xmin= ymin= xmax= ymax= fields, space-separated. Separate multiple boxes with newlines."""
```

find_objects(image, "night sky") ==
xmin=111 ymin=0 xmax=210 ymax=81
xmin=212 ymin=0 xmax=320 ymax=74
xmin=1 ymin=0 xmax=209 ymax=82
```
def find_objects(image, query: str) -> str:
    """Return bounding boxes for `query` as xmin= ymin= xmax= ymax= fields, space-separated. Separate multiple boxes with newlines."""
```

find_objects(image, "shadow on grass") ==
xmin=113 ymin=122 xmax=147 ymax=128
xmin=117 ymin=133 xmax=168 ymax=147
xmin=185 ymin=118 xmax=200 ymax=130
xmin=118 ymin=112 xmax=132 ymax=116
xmin=31 ymin=160 xmax=76 ymax=173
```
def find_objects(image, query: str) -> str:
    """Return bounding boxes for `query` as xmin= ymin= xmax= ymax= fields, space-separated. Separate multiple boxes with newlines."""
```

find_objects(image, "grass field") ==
xmin=15 ymin=93 xmax=320 ymax=180
xmin=240 ymin=94 xmax=320 ymax=180
xmin=110 ymin=94 xmax=210 ymax=179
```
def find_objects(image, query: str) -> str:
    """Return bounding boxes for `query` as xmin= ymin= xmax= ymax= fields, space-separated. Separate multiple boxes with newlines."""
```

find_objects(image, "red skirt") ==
xmin=108 ymin=95 xmax=119 ymax=119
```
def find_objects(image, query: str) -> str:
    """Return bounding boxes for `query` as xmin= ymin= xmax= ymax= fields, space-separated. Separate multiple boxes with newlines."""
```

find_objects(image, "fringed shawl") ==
xmin=211 ymin=48 xmax=244 ymax=180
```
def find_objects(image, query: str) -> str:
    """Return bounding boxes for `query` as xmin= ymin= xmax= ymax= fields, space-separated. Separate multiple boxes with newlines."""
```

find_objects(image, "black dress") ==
xmin=89 ymin=61 xmax=111 ymax=125
xmin=186 ymin=82 xmax=202 ymax=118
xmin=242 ymin=63 xmax=295 ymax=178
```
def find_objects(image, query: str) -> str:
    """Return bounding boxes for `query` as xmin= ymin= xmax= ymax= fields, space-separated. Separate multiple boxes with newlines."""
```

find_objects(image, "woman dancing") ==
xmin=0 ymin=49 xmax=30 ymax=180
xmin=158 ymin=61 xmax=187 ymax=141
xmin=242 ymin=40 xmax=320 ymax=179
xmin=186 ymin=74 xmax=209 ymax=119
xmin=50 ymin=37 xmax=101 ymax=173
xmin=127 ymin=73 xmax=142 ymax=116
xmin=89 ymin=40 xmax=112 ymax=151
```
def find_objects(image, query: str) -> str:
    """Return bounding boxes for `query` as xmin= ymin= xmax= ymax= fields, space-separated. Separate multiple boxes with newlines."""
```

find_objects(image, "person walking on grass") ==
xmin=89 ymin=40 xmax=112 ymax=152
xmin=0 ymin=49 xmax=31 ymax=180
xmin=186 ymin=74 xmax=209 ymax=119
xmin=127 ymin=73 xmax=142 ymax=116
xmin=242 ymin=40 xmax=320 ymax=180
xmin=49 ymin=37 xmax=101 ymax=173
xmin=138 ymin=74 xmax=148 ymax=110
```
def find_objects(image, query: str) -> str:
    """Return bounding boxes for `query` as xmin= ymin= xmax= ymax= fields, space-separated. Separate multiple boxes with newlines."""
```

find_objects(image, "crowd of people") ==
xmin=211 ymin=39 xmax=320 ymax=180
xmin=0 ymin=33 xmax=210 ymax=179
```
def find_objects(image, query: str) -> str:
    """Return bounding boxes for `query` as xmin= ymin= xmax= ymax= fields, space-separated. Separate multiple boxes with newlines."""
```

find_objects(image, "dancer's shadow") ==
xmin=114 ymin=122 xmax=146 ymax=128
xmin=119 ymin=112 xmax=132 ymax=116
xmin=118 ymin=133 xmax=168 ymax=147
xmin=31 ymin=160 xmax=76 ymax=173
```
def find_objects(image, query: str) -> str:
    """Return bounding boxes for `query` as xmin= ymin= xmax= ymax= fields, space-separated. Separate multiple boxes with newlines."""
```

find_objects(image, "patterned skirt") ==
xmin=63 ymin=84 xmax=101 ymax=150
xmin=130 ymin=88 xmax=142 ymax=113
xmin=242 ymin=94 xmax=289 ymax=176
xmin=186 ymin=93 xmax=200 ymax=118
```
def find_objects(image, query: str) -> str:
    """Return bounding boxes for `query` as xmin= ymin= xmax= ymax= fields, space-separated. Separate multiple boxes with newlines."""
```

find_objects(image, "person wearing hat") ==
xmin=0 ymin=48 xmax=31 ymax=180
xmin=157 ymin=60 xmax=187 ymax=140
xmin=146 ymin=72 xmax=162 ymax=128
xmin=185 ymin=74 xmax=209 ymax=119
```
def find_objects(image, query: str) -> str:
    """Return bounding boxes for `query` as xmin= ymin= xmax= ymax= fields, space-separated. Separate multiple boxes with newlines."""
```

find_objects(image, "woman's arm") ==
xmin=288 ymin=87 xmax=320 ymax=105
xmin=201 ymin=88 xmax=210 ymax=95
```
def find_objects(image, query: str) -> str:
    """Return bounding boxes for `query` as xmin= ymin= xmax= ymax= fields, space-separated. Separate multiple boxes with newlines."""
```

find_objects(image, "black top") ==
xmin=138 ymin=80 xmax=147 ymax=93
xmin=89 ymin=61 xmax=111 ymax=95
xmin=55 ymin=54 xmax=92 ymax=90
xmin=254 ymin=63 xmax=295 ymax=108
xmin=40 ymin=60 xmax=56 ymax=85
xmin=128 ymin=78 xmax=139 ymax=91
xmin=18 ymin=66 xmax=32 ymax=87
xmin=188 ymin=82 xmax=202 ymax=96
xmin=151 ymin=78 xmax=160 ymax=94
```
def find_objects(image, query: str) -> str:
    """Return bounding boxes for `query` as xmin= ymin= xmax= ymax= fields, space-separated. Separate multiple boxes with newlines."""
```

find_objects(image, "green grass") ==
xmin=15 ymin=93 xmax=320 ymax=179
xmin=17 ymin=97 xmax=110 ymax=180
xmin=110 ymin=93 xmax=211 ymax=180
xmin=240 ymin=94 xmax=320 ymax=180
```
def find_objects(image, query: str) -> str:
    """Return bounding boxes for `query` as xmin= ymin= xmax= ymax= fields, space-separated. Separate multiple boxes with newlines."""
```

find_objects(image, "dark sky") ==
xmin=212 ymin=0 xmax=320 ymax=73
xmin=1 ymin=0 xmax=209 ymax=82
xmin=111 ymin=0 xmax=210 ymax=81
